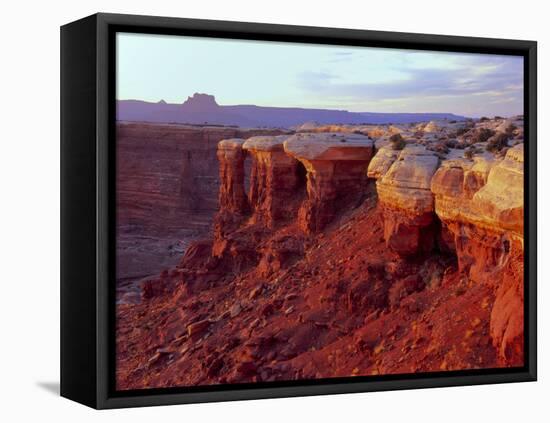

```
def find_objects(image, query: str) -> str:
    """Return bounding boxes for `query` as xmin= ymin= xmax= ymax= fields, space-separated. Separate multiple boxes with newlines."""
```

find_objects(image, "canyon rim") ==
xmin=115 ymin=33 xmax=525 ymax=391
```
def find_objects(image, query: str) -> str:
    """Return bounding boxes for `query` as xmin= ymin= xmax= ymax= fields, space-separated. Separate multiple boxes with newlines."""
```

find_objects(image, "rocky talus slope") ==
xmin=117 ymin=117 xmax=524 ymax=389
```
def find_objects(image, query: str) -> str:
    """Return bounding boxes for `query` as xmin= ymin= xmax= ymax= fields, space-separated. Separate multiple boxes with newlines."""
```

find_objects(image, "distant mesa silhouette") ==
xmin=117 ymin=93 xmax=467 ymax=128
xmin=181 ymin=93 xmax=219 ymax=111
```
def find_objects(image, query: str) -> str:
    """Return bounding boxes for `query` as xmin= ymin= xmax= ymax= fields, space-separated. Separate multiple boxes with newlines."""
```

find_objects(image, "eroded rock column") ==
xmin=217 ymin=139 xmax=249 ymax=214
xmin=372 ymin=145 xmax=439 ymax=257
xmin=242 ymin=135 xmax=301 ymax=228
xmin=284 ymin=133 xmax=374 ymax=233
xmin=211 ymin=139 xmax=254 ymax=272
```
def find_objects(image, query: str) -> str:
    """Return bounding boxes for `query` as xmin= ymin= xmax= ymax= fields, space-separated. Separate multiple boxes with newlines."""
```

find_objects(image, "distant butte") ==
xmin=181 ymin=93 xmax=219 ymax=111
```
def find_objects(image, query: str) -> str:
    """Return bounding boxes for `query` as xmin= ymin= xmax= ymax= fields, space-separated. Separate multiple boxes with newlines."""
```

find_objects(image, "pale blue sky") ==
xmin=117 ymin=32 xmax=524 ymax=117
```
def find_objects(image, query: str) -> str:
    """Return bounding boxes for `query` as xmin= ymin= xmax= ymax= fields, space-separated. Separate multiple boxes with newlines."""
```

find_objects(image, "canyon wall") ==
xmin=367 ymin=140 xmax=524 ymax=366
xmin=117 ymin=119 xmax=525 ymax=389
xmin=116 ymin=122 xmax=287 ymax=289
xmin=431 ymin=144 xmax=524 ymax=365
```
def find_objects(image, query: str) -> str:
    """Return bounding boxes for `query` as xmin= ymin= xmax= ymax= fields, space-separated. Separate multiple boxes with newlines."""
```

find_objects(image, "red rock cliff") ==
xmin=116 ymin=118 xmax=525 ymax=390
xmin=431 ymin=144 xmax=524 ymax=365
xmin=116 ymin=123 xmax=287 ymax=287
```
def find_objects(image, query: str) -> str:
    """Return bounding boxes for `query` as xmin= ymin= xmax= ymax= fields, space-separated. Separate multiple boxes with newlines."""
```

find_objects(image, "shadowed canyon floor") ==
xmin=116 ymin=117 xmax=524 ymax=389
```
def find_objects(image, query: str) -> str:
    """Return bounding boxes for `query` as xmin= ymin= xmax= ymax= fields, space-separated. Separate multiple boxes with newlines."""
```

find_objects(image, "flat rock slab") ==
xmin=242 ymin=135 xmax=291 ymax=152
xmin=284 ymin=132 xmax=374 ymax=161
xmin=218 ymin=138 xmax=246 ymax=150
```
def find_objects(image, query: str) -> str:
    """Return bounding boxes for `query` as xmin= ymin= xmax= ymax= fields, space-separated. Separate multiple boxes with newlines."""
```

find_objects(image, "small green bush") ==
xmin=471 ymin=127 xmax=496 ymax=144
xmin=429 ymin=142 xmax=450 ymax=154
xmin=464 ymin=146 xmax=480 ymax=160
xmin=389 ymin=133 xmax=406 ymax=150
xmin=486 ymin=132 xmax=510 ymax=153
xmin=445 ymin=139 xmax=458 ymax=148
xmin=455 ymin=127 xmax=469 ymax=137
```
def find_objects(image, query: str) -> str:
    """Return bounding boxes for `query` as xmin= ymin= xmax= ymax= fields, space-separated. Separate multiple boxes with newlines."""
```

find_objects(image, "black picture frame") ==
xmin=61 ymin=12 xmax=537 ymax=409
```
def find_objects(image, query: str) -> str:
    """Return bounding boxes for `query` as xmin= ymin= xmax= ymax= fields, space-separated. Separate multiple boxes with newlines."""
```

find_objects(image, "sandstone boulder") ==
xmin=367 ymin=146 xmax=400 ymax=179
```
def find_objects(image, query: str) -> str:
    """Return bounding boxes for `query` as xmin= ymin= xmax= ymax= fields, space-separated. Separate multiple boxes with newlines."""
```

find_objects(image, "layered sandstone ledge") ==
xmin=117 ymin=118 xmax=525 ymax=390
xmin=156 ymin=119 xmax=525 ymax=367
xmin=215 ymin=132 xmax=374 ymax=234
xmin=430 ymin=144 xmax=524 ymax=365
xmin=366 ymin=140 xmax=524 ymax=365
xmin=431 ymin=144 xmax=524 ymax=272
xmin=214 ymin=129 xmax=523 ymax=363
xmin=370 ymin=145 xmax=439 ymax=256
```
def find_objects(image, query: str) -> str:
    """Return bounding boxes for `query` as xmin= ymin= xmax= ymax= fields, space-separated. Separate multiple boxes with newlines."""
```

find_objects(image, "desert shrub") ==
xmin=486 ymin=132 xmax=510 ymax=153
xmin=413 ymin=130 xmax=424 ymax=139
xmin=479 ymin=116 xmax=490 ymax=122
xmin=445 ymin=139 xmax=458 ymax=148
xmin=494 ymin=116 xmax=503 ymax=120
xmin=464 ymin=146 xmax=480 ymax=160
xmin=428 ymin=142 xmax=450 ymax=154
xmin=455 ymin=127 xmax=469 ymax=137
xmin=496 ymin=146 xmax=510 ymax=158
xmin=389 ymin=133 xmax=406 ymax=150
xmin=471 ymin=127 xmax=496 ymax=144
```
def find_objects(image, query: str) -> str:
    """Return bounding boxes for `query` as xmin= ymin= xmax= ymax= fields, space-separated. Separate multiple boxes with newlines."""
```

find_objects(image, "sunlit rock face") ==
xmin=217 ymin=139 xmax=249 ymax=214
xmin=431 ymin=144 xmax=524 ymax=366
xmin=284 ymin=132 xmax=374 ymax=233
xmin=116 ymin=117 xmax=526 ymax=390
xmin=367 ymin=145 xmax=400 ymax=179
xmin=431 ymin=145 xmax=523 ymax=281
xmin=242 ymin=135 xmax=303 ymax=228
xmin=373 ymin=145 xmax=439 ymax=257
xmin=212 ymin=135 xmax=305 ymax=274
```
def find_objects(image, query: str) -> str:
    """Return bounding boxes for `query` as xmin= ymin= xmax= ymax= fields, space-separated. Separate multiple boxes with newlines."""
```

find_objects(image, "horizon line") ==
xmin=116 ymin=96 xmax=484 ymax=119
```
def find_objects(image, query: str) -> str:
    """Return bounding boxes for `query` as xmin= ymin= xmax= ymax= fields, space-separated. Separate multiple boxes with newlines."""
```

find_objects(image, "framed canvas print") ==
xmin=60 ymin=13 xmax=537 ymax=409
